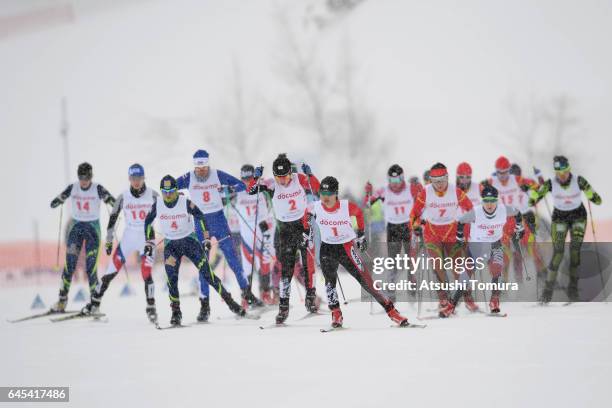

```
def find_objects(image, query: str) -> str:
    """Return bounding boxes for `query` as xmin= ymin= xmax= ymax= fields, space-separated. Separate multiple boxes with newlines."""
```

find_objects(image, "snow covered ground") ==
xmin=2 ymin=274 xmax=611 ymax=408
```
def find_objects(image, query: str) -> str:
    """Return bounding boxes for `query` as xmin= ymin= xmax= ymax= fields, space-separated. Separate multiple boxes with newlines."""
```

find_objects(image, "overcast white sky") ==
xmin=1 ymin=0 xmax=610 ymax=241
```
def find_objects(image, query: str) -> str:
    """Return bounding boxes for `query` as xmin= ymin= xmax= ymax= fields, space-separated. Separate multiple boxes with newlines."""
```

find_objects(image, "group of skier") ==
xmin=47 ymin=149 xmax=602 ymax=326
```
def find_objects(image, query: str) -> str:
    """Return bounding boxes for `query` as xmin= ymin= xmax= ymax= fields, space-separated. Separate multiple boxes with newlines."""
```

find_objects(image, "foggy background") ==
xmin=1 ymin=0 xmax=611 ymax=241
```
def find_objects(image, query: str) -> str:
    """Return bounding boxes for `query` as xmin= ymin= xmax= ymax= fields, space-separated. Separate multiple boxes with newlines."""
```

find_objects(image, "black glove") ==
xmin=301 ymin=229 xmax=311 ymax=249
xmin=50 ymin=198 xmax=62 ymax=208
xmin=514 ymin=222 xmax=525 ymax=241
xmin=520 ymin=184 xmax=531 ymax=193
xmin=105 ymin=241 xmax=113 ymax=256
xmin=301 ymin=163 xmax=312 ymax=176
xmin=202 ymin=239 xmax=212 ymax=252
xmin=412 ymin=223 xmax=423 ymax=238
xmin=259 ymin=221 xmax=269 ymax=233
xmin=144 ymin=241 xmax=154 ymax=257
xmin=254 ymin=166 xmax=264 ymax=179
xmin=355 ymin=230 xmax=367 ymax=252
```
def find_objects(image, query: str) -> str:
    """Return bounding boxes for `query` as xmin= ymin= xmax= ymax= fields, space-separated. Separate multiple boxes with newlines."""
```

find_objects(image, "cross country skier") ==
xmin=508 ymin=162 xmax=549 ymax=280
xmin=81 ymin=164 xmax=158 ymax=321
xmin=364 ymin=164 xmax=422 ymax=301
xmin=441 ymin=185 xmax=524 ymax=317
xmin=233 ymin=164 xmax=276 ymax=305
xmin=49 ymin=162 xmax=115 ymax=313
xmin=409 ymin=163 xmax=474 ymax=310
xmin=305 ymin=176 xmax=409 ymax=327
xmin=528 ymin=156 xmax=602 ymax=303
xmin=247 ymin=154 xmax=320 ymax=324
xmin=484 ymin=156 xmax=545 ymax=282
xmin=144 ymin=175 xmax=248 ymax=325
xmin=454 ymin=161 xmax=482 ymax=311
xmin=176 ymin=149 xmax=263 ymax=313
xmin=456 ymin=162 xmax=481 ymax=208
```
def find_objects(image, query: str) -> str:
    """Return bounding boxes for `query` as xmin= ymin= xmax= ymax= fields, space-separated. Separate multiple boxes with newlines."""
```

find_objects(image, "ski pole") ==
xmin=587 ymin=201 xmax=607 ymax=301
xmin=512 ymin=238 xmax=532 ymax=281
xmin=54 ymin=204 xmax=64 ymax=272
xmin=366 ymin=187 xmax=373 ymax=313
xmin=337 ymin=273 xmax=348 ymax=305
xmin=248 ymin=176 xmax=262 ymax=290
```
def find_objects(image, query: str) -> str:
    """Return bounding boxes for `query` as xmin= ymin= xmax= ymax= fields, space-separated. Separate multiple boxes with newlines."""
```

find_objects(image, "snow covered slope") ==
xmin=2 ymin=275 xmax=611 ymax=408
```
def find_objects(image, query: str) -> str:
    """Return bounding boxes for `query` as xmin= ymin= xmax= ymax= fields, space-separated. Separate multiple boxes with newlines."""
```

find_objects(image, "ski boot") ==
xmin=331 ymin=307 xmax=343 ymax=328
xmin=387 ymin=305 xmax=409 ymax=326
xmin=439 ymin=300 xmax=456 ymax=318
xmin=81 ymin=294 xmax=101 ymax=315
xmin=146 ymin=303 xmax=158 ymax=323
xmin=438 ymin=297 xmax=450 ymax=311
xmin=223 ymin=293 xmax=247 ymax=317
xmin=275 ymin=299 xmax=290 ymax=324
xmin=539 ymin=281 xmax=554 ymax=304
xmin=305 ymin=288 xmax=319 ymax=313
xmin=463 ymin=292 xmax=479 ymax=312
xmin=241 ymin=287 xmax=264 ymax=308
xmin=197 ymin=297 xmax=210 ymax=322
xmin=567 ymin=277 xmax=579 ymax=302
xmin=50 ymin=292 xmax=68 ymax=313
xmin=170 ymin=302 xmax=182 ymax=326
xmin=489 ymin=294 xmax=501 ymax=314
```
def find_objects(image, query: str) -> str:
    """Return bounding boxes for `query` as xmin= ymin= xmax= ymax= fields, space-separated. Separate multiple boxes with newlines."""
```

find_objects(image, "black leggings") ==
xmin=277 ymin=220 xmax=314 ymax=299
xmin=319 ymin=241 xmax=390 ymax=310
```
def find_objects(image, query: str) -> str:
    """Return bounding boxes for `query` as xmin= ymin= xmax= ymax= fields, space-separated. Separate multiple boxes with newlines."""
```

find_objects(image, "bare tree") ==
xmin=500 ymin=93 xmax=585 ymax=173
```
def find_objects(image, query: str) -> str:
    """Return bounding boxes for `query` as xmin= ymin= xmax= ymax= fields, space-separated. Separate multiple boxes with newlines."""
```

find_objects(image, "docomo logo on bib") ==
xmin=125 ymin=203 xmax=152 ymax=210
xmin=277 ymin=190 xmax=301 ymax=200
xmin=476 ymin=222 xmax=505 ymax=231
xmin=387 ymin=200 xmax=411 ymax=206
xmin=554 ymin=192 xmax=580 ymax=201
xmin=192 ymin=183 xmax=220 ymax=191
xmin=72 ymin=195 xmax=96 ymax=201
xmin=427 ymin=201 xmax=456 ymax=209
xmin=160 ymin=214 xmax=188 ymax=220
xmin=320 ymin=219 xmax=350 ymax=226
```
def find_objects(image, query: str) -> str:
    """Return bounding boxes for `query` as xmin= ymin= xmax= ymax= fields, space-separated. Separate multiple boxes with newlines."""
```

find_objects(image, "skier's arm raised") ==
xmin=50 ymin=184 xmax=73 ymax=208
xmin=218 ymin=170 xmax=246 ymax=193
xmin=528 ymin=179 xmax=552 ymax=206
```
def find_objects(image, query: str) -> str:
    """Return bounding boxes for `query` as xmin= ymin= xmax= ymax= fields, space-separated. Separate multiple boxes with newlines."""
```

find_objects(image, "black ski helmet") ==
xmin=77 ymin=162 xmax=92 ymax=179
xmin=319 ymin=176 xmax=339 ymax=194
xmin=553 ymin=155 xmax=570 ymax=171
xmin=240 ymin=164 xmax=255 ymax=179
xmin=388 ymin=164 xmax=404 ymax=178
xmin=510 ymin=163 xmax=522 ymax=176
xmin=160 ymin=175 xmax=177 ymax=191
xmin=273 ymin=155 xmax=292 ymax=177
xmin=481 ymin=184 xmax=499 ymax=201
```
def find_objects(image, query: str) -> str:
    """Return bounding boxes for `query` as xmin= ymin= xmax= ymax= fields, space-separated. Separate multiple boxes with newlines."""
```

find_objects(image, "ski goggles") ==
xmin=240 ymin=170 xmax=254 ymax=179
xmin=319 ymin=190 xmax=336 ymax=196
xmin=496 ymin=169 xmax=510 ymax=176
xmin=160 ymin=187 xmax=177 ymax=195
xmin=482 ymin=196 xmax=498 ymax=203
xmin=78 ymin=174 xmax=92 ymax=181
xmin=388 ymin=176 xmax=403 ymax=184
xmin=430 ymin=174 xmax=448 ymax=183
xmin=554 ymin=167 xmax=571 ymax=175
xmin=457 ymin=175 xmax=471 ymax=180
